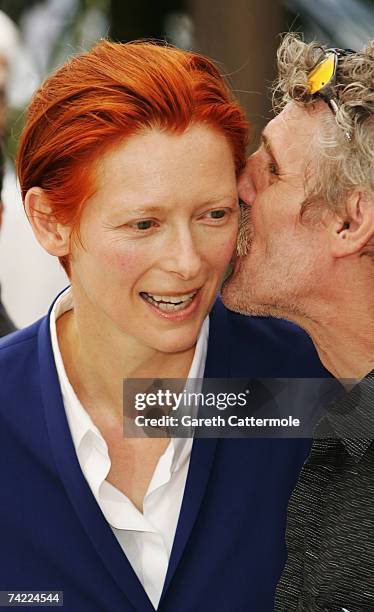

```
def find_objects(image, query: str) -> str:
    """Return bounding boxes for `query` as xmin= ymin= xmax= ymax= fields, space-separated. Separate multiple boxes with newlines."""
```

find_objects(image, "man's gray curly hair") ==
xmin=273 ymin=33 xmax=374 ymax=224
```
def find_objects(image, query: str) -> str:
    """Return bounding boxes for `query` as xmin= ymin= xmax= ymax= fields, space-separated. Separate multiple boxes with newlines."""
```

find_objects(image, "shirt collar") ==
xmin=50 ymin=286 xmax=209 ymax=469
xmin=50 ymin=287 xmax=97 ymax=451
xmin=324 ymin=370 xmax=374 ymax=462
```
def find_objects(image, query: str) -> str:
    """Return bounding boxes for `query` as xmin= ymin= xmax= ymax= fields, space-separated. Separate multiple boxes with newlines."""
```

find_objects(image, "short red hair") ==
xmin=17 ymin=40 xmax=249 ymax=274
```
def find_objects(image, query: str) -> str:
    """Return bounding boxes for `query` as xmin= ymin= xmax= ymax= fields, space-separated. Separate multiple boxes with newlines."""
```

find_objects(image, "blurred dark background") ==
xmin=0 ymin=0 xmax=373 ymax=326
xmin=1 ymin=0 xmax=373 ymax=151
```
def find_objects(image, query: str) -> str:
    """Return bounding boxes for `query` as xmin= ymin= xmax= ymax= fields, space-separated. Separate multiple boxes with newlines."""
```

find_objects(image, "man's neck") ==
xmin=296 ymin=298 xmax=374 ymax=380
xmin=309 ymin=323 xmax=373 ymax=380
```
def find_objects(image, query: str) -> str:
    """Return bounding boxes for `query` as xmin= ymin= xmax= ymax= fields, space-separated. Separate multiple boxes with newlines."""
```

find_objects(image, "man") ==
xmin=222 ymin=33 xmax=374 ymax=612
xmin=0 ymin=145 xmax=16 ymax=337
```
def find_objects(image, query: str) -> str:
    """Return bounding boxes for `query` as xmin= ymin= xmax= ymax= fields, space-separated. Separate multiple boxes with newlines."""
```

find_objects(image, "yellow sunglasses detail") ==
xmin=307 ymin=53 xmax=336 ymax=95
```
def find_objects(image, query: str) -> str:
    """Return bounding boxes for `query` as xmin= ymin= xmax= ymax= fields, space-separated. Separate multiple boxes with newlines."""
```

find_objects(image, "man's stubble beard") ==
xmin=222 ymin=261 xmax=310 ymax=321
xmin=222 ymin=203 xmax=269 ymax=315
xmin=236 ymin=201 xmax=252 ymax=258
xmin=222 ymin=208 xmax=310 ymax=321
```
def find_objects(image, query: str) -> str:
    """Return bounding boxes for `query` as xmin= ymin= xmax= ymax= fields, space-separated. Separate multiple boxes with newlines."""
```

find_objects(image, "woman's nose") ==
xmin=163 ymin=230 xmax=202 ymax=280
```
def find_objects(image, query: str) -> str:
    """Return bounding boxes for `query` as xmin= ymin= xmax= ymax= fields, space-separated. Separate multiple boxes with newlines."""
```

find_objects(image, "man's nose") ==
xmin=238 ymin=157 xmax=256 ymax=206
xmin=163 ymin=229 xmax=202 ymax=280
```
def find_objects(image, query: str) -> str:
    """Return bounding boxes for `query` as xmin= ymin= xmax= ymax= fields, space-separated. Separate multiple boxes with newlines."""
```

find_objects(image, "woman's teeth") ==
xmin=140 ymin=291 xmax=197 ymax=312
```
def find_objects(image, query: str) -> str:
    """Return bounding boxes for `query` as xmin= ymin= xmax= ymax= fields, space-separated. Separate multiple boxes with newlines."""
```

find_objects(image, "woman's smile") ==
xmin=139 ymin=287 xmax=201 ymax=320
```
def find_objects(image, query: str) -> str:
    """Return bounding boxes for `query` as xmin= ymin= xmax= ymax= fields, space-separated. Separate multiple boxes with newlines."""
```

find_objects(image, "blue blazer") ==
xmin=0 ymin=296 xmax=328 ymax=612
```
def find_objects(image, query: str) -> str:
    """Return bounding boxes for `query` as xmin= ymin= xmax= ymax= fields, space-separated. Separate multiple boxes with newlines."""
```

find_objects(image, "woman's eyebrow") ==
xmin=128 ymin=206 xmax=163 ymax=214
xmin=114 ymin=195 xmax=238 ymax=217
xmin=110 ymin=205 xmax=164 ymax=217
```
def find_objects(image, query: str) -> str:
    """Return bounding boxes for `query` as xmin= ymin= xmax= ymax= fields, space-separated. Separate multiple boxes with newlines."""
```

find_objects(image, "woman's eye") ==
xmin=208 ymin=210 xmax=226 ymax=219
xmin=133 ymin=220 xmax=155 ymax=230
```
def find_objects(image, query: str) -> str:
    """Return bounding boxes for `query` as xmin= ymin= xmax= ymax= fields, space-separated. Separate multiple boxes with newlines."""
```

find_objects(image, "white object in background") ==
xmin=0 ymin=166 xmax=67 ymax=328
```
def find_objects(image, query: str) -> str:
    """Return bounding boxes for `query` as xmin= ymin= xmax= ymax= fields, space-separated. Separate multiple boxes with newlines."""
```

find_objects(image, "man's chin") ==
xmin=221 ymin=279 xmax=280 ymax=318
xmin=221 ymin=283 xmax=306 ymax=324
xmin=221 ymin=280 xmax=254 ymax=315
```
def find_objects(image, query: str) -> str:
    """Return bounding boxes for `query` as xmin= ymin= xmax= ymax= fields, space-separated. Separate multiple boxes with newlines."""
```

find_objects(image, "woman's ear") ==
xmin=24 ymin=187 xmax=71 ymax=257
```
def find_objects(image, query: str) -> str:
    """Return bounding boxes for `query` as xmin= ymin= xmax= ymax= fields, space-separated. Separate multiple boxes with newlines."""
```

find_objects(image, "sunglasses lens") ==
xmin=307 ymin=53 xmax=336 ymax=94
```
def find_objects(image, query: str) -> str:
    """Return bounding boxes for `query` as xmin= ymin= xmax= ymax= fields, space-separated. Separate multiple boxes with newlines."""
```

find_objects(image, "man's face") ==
xmin=222 ymin=101 xmax=333 ymax=320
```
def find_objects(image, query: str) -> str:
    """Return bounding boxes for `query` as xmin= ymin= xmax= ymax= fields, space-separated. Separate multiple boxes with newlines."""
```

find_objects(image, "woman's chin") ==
xmin=150 ymin=333 xmax=199 ymax=355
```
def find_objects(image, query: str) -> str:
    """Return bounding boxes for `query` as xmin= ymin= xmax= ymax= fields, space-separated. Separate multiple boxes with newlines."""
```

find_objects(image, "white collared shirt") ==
xmin=50 ymin=288 xmax=208 ymax=609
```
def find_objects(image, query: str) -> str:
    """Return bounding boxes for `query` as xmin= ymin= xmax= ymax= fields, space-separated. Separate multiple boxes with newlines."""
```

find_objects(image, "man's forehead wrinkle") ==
xmin=262 ymin=103 xmax=324 ymax=191
xmin=260 ymin=133 xmax=273 ymax=155
xmin=262 ymin=123 xmax=294 ymax=167
xmin=271 ymin=111 xmax=315 ymax=163
xmin=261 ymin=130 xmax=282 ymax=163
xmin=302 ymin=137 xmax=321 ymax=197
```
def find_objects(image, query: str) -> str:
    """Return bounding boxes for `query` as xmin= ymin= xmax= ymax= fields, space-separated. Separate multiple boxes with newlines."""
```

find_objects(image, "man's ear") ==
xmin=330 ymin=191 xmax=374 ymax=258
xmin=24 ymin=187 xmax=71 ymax=257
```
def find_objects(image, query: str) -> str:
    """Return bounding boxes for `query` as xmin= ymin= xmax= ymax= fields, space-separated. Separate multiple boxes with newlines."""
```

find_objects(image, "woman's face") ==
xmin=69 ymin=124 xmax=238 ymax=354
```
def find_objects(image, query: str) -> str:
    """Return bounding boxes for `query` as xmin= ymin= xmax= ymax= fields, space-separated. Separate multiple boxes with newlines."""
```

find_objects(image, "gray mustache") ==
xmin=237 ymin=199 xmax=253 ymax=257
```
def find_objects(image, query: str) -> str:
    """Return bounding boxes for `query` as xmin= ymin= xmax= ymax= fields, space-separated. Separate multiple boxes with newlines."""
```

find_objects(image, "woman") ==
xmin=0 ymin=41 xmax=326 ymax=611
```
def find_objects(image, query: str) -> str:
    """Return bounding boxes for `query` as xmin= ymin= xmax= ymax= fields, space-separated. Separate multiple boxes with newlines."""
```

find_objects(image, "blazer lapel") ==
xmin=37 ymin=314 xmax=155 ymax=612
xmin=39 ymin=295 xmax=231 ymax=608
xmin=160 ymin=438 xmax=218 ymax=599
xmin=204 ymin=297 xmax=232 ymax=379
xmin=160 ymin=298 xmax=230 ymax=598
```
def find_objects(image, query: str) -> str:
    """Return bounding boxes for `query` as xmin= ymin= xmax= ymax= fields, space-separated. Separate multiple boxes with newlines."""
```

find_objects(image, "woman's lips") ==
xmin=139 ymin=288 xmax=202 ymax=321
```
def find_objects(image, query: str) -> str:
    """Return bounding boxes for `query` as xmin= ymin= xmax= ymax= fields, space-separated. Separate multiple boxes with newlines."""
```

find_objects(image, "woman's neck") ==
xmin=56 ymin=308 xmax=196 ymax=424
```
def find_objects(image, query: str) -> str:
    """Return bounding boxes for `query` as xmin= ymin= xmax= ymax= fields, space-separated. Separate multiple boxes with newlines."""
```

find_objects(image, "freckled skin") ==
xmin=69 ymin=124 xmax=239 ymax=355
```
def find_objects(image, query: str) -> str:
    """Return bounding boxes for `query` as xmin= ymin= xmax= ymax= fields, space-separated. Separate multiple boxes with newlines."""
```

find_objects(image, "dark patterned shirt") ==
xmin=275 ymin=371 xmax=374 ymax=612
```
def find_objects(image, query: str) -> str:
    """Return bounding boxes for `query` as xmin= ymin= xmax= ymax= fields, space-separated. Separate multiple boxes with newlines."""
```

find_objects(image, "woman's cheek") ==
xmin=105 ymin=243 xmax=150 ymax=275
xmin=217 ymin=227 xmax=238 ymax=268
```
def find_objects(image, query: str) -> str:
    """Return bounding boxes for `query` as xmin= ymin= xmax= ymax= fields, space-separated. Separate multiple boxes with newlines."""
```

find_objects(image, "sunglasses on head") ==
xmin=307 ymin=47 xmax=356 ymax=140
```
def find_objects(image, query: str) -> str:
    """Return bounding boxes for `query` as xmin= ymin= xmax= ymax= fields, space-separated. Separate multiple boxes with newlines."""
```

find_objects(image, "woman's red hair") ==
xmin=17 ymin=40 xmax=249 ymax=274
